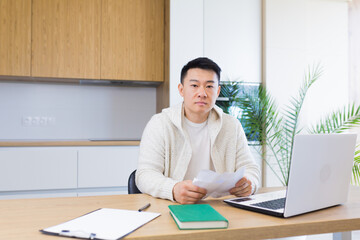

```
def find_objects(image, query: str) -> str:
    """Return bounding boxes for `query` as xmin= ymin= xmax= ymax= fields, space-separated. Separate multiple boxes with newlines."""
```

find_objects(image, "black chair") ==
xmin=128 ymin=170 xmax=142 ymax=194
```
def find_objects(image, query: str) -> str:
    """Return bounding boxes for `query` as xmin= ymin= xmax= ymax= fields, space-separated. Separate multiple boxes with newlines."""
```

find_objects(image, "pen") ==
xmin=138 ymin=203 xmax=151 ymax=212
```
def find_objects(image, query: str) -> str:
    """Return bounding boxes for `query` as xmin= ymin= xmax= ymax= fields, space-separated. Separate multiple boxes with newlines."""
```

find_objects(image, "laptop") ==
xmin=224 ymin=134 xmax=357 ymax=218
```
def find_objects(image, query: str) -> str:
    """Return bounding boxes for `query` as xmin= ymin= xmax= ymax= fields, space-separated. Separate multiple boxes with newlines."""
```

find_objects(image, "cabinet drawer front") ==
xmin=78 ymin=147 xmax=139 ymax=188
xmin=0 ymin=148 xmax=77 ymax=191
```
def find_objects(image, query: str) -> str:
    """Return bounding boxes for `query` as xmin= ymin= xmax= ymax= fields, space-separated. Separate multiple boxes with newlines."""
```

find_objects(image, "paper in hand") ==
xmin=193 ymin=167 xmax=245 ymax=198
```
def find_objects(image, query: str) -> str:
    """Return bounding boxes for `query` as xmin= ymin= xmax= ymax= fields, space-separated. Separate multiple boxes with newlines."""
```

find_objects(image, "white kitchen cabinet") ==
xmin=0 ymin=146 xmax=139 ymax=199
xmin=78 ymin=146 xmax=139 ymax=188
xmin=0 ymin=147 xmax=77 ymax=191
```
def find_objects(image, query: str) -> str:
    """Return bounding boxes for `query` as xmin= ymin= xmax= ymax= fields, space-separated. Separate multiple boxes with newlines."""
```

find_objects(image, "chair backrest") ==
xmin=128 ymin=170 xmax=142 ymax=194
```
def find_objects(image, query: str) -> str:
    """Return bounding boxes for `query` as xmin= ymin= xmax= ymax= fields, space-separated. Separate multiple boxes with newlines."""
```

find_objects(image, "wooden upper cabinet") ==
xmin=101 ymin=0 xmax=164 ymax=82
xmin=0 ymin=0 xmax=31 ymax=76
xmin=32 ymin=0 xmax=101 ymax=79
xmin=0 ymin=0 xmax=165 ymax=82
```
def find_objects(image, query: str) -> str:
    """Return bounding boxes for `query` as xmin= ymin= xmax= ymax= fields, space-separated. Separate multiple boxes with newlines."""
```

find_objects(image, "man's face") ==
xmin=178 ymin=68 xmax=221 ymax=123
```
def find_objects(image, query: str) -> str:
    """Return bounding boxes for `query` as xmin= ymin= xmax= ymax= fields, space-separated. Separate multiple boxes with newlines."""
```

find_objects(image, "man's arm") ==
xmin=233 ymin=121 xmax=261 ymax=195
xmin=136 ymin=115 xmax=178 ymax=201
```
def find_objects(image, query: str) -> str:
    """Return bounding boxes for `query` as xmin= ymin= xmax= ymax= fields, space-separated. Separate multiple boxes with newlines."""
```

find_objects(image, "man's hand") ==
xmin=173 ymin=180 xmax=207 ymax=204
xmin=229 ymin=177 xmax=252 ymax=197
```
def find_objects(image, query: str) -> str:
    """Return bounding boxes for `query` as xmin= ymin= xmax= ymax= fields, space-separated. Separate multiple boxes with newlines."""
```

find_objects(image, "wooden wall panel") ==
xmin=101 ymin=0 xmax=164 ymax=82
xmin=0 ymin=0 xmax=31 ymax=76
xmin=32 ymin=0 xmax=101 ymax=79
xmin=156 ymin=0 xmax=169 ymax=111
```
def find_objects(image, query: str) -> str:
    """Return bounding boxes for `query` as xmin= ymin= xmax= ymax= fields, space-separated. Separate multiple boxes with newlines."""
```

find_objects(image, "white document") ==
xmin=41 ymin=208 xmax=160 ymax=240
xmin=193 ymin=167 xmax=245 ymax=198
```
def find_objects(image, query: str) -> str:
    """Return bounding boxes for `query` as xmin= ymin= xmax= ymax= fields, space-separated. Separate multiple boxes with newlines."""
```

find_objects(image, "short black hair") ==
xmin=180 ymin=57 xmax=221 ymax=84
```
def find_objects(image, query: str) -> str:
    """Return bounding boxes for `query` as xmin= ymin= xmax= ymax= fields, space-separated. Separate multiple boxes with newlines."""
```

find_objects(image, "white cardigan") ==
xmin=136 ymin=103 xmax=260 ymax=201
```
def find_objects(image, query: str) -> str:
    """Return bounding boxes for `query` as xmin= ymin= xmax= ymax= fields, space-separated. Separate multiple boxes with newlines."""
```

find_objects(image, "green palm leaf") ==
xmin=282 ymin=64 xmax=323 ymax=183
xmin=309 ymin=104 xmax=360 ymax=134
xmin=352 ymin=145 xmax=360 ymax=185
xmin=217 ymin=81 xmax=242 ymax=114
xmin=310 ymin=104 xmax=360 ymax=186
xmin=237 ymin=85 xmax=288 ymax=185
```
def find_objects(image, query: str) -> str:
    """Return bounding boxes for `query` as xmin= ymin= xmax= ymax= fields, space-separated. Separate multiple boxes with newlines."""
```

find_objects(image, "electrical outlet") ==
xmin=39 ymin=117 xmax=47 ymax=126
xmin=22 ymin=116 xmax=32 ymax=126
xmin=32 ymin=117 xmax=40 ymax=126
xmin=47 ymin=117 xmax=56 ymax=125
xmin=22 ymin=116 xmax=56 ymax=127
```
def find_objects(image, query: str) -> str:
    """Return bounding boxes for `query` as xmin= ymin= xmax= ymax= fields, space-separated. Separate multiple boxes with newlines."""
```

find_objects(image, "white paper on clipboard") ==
xmin=41 ymin=208 xmax=160 ymax=240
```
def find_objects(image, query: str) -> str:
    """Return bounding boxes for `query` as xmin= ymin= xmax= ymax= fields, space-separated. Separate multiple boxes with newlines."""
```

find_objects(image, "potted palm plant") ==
xmin=217 ymin=66 xmax=360 ymax=185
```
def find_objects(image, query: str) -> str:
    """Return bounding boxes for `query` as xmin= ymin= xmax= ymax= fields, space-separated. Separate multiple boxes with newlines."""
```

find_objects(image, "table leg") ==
xmin=333 ymin=232 xmax=352 ymax=240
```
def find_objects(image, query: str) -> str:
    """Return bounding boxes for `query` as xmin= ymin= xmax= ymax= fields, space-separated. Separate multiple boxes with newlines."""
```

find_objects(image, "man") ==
xmin=136 ymin=57 xmax=260 ymax=204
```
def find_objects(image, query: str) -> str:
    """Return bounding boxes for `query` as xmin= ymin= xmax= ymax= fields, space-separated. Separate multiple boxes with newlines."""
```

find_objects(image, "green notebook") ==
xmin=168 ymin=204 xmax=228 ymax=230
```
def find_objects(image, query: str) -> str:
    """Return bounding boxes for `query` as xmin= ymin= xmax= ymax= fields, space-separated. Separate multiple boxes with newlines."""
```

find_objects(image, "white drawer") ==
xmin=0 ymin=148 xmax=77 ymax=191
xmin=78 ymin=146 xmax=139 ymax=188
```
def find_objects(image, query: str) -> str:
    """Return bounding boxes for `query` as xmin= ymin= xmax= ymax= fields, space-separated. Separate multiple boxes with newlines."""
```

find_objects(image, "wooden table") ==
xmin=1 ymin=187 xmax=360 ymax=240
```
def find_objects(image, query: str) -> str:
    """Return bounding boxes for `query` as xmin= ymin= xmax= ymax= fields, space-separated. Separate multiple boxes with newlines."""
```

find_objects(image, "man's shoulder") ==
xmin=147 ymin=105 xmax=180 ymax=127
xmin=221 ymin=111 xmax=241 ymax=126
xmin=147 ymin=111 xmax=169 ymax=125
xmin=142 ymin=113 xmax=171 ymax=139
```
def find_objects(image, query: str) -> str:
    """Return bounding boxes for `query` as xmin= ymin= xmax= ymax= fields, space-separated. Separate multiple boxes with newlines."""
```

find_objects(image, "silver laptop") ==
xmin=224 ymin=134 xmax=357 ymax=218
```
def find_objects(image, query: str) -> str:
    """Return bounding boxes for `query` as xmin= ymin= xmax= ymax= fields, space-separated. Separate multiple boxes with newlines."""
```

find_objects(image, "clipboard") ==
xmin=40 ymin=208 xmax=160 ymax=240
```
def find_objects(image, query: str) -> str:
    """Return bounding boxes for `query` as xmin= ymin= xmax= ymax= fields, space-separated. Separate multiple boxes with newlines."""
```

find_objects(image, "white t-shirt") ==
xmin=183 ymin=117 xmax=215 ymax=180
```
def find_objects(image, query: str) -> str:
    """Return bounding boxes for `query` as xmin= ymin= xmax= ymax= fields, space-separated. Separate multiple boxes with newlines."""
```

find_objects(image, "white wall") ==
xmin=349 ymin=0 xmax=360 ymax=105
xmin=169 ymin=0 xmax=262 ymax=106
xmin=169 ymin=0 xmax=204 ymax=106
xmin=264 ymin=0 xmax=349 ymax=186
xmin=204 ymin=0 xmax=262 ymax=83
xmin=0 ymin=82 xmax=156 ymax=140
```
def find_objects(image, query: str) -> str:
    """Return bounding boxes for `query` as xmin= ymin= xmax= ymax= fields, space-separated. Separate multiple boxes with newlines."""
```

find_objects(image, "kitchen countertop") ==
xmin=0 ymin=140 xmax=140 ymax=147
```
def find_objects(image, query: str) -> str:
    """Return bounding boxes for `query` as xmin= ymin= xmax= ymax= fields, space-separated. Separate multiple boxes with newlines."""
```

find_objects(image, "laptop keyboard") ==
xmin=251 ymin=197 xmax=286 ymax=210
